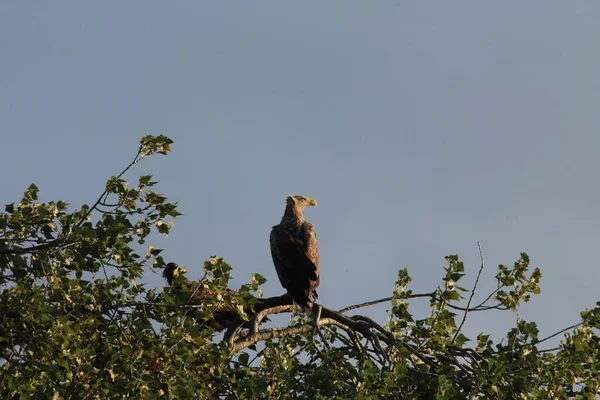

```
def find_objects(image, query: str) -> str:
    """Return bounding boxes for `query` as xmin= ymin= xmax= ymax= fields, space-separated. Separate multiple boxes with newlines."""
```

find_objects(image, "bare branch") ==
xmin=535 ymin=322 xmax=584 ymax=345
xmin=338 ymin=292 xmax=435 ymax=314
xmin=229 ymin=317 xmax=340 ymax=355
xmin=338 ymin=297 xmax=393 ymax=313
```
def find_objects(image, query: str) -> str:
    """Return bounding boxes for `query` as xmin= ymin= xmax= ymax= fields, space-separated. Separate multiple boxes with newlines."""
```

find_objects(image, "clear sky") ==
xmin=2 ymin=2 xmax=599 ymax=342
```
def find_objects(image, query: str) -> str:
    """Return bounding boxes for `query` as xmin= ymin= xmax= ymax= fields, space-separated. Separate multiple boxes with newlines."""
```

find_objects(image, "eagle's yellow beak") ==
xmin=308 ymin=198 xmax=318 ymax=207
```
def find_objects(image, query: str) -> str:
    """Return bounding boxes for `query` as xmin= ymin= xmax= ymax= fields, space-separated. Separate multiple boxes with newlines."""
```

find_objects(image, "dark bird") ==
xmin=162 ymin=262 xmax=241 ymax=331
xmin=270 ymin=195 xmax=320 ymax=309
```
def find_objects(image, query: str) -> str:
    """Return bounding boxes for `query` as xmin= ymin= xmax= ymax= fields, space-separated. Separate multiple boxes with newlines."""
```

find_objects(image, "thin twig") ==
xmin=76 ymin=146 xmax=144 ymax=228
xmin=537 ymin=347 xmax=560 ymax=353
xmin=447 ymin=303 xmax=508 ymax=312
xmin=535 ymin=322 xmax=583 ymax=345
xmin=452 ymin=242 xmax=485 ymax=345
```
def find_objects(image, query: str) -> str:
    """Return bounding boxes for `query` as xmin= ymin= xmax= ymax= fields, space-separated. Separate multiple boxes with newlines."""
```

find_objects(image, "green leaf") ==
xmin=150 ymin=247 xmax=163 ymax=256
xmin=454 ymin=333 xmax=470 ymax=347
xmin=238 ymin=352 xmax=249 ymax=366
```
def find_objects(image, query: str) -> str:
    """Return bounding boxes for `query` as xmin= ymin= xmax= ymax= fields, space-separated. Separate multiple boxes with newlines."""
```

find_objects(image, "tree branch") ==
xmin=338 ymin=292 xmax=436 ymax=314
xmin=535 ymin=322 xmax=584 ymax=345
xmin=76 ymin=145 xmax=145 ymax=228
xmin=452 ymin=242 xmax=485 ymax=344
xmin=0 ymin=145 xmax=146 ymax=257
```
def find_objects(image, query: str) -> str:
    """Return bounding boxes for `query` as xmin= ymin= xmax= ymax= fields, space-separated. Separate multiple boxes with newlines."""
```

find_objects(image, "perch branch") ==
xmin=338 ymin=291 xmax=436 ymax=314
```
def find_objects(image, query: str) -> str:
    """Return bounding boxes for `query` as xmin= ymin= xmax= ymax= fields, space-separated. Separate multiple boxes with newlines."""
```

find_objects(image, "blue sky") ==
xmin=2 ymin=2 xmax=599 ymax=342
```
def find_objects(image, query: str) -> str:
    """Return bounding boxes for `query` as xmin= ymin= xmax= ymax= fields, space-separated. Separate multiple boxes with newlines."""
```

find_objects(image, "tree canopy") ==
xmin=1 ymin=135 xmax=598 ymax=399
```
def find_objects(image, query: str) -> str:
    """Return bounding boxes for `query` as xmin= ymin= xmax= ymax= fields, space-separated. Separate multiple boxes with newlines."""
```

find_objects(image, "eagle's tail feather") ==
xmin=288 ymin=287 xmax=318 ymax=309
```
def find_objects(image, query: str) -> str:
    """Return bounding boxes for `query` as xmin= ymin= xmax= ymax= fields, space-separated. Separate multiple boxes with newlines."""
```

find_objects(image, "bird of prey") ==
xmin=269 ymin=195 xmax=320 ymax=309
xmin=162 ymin=262 xmax=240 ymax=331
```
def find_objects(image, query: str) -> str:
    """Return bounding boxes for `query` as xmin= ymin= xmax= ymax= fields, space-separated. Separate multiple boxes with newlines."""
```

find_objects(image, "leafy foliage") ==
xmin=1 ymin=135 xmax=598 ymax=399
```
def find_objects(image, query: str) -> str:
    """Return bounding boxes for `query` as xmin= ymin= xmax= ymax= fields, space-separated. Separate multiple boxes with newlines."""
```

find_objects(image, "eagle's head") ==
xmin=163 ymin=262 xmax=179 ymax=286
xmin=286 ymin=195 xmax=318 ymax=210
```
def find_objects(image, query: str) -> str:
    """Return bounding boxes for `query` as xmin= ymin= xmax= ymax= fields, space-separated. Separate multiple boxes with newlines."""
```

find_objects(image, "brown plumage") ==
xmin=162 ymin=262 xmax=240 ymax=331
xmin=270 ymin=195 xmax=320 ymax=309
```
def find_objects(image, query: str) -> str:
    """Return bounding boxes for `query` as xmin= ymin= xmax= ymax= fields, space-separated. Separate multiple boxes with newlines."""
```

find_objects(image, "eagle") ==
xmin=162 ymin=262 xmax=240 ymax=331
xmin=163 ymin=262 xmax=271 ymax=331
xmin=270 ymin=195 xmax=320 ymax=309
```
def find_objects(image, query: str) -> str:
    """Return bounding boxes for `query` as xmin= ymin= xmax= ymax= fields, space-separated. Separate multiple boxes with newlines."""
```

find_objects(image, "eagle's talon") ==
xmin=313 ymin=303 xmax=322 ymax=326
xmin=311 ymin=304 xmax=330 ymax=349
xmin=311 ymin=305 xmax=320 ymax=337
